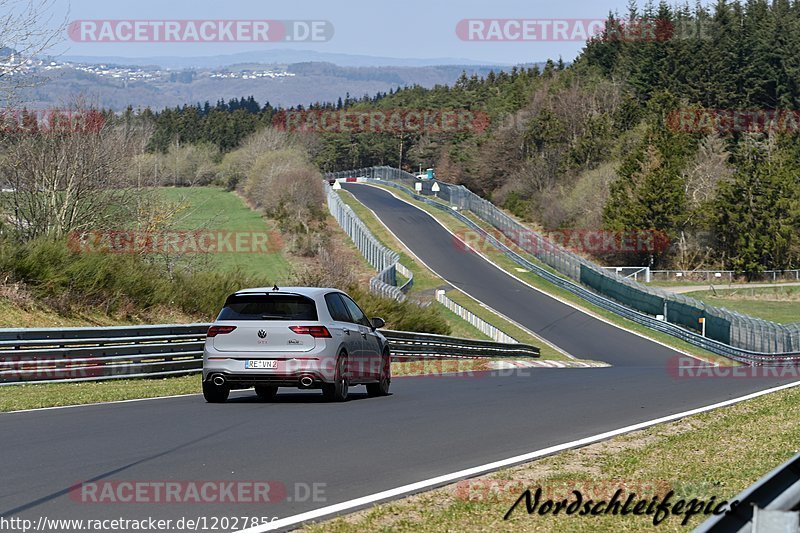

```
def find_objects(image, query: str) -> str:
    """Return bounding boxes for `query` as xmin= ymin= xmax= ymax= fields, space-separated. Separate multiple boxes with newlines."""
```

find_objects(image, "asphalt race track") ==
xmin=1 ymin=183 xmax=797 ymax=532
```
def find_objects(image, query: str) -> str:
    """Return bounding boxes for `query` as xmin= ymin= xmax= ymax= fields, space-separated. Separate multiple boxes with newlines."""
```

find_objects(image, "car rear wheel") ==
xmin=367 ymin=350 xmax=391 ymax=397
xmin=322 ymin=353 xmax=349 ymax=402
xmin=254 ymin=385 xmax=278 ymax=400
xmin=203 ymin=380 xmax=230 ymax=403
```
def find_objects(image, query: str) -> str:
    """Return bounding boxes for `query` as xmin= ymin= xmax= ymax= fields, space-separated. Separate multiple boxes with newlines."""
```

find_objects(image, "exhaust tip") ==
xmin=299 ymin=376 xmax=314 ymax=387
xmin=212 ymin=375 xmax=226 ymax=387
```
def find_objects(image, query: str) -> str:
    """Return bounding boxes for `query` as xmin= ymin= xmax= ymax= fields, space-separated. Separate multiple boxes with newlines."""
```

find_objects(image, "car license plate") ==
xmin=245 ymin=360 xmax=278 ymax=369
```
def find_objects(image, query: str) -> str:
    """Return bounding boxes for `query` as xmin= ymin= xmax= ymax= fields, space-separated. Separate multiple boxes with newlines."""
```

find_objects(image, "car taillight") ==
xmin=289 ymin=326 xmax=332 ymax=338
xmin=207 ymin=325 xmax=237 ymax=337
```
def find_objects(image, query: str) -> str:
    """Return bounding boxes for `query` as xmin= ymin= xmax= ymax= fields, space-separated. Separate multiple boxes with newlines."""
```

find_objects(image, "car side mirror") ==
xmin=371 ymin=317 xmax=386 ymax=330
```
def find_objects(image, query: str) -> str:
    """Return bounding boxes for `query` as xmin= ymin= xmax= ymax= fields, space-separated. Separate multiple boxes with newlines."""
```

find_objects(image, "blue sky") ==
xmin=46 ymin=0 xmax=713 ymax=64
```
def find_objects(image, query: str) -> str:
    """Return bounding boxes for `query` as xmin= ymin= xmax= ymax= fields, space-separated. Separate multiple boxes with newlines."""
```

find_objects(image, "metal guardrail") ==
xmin=0 ymin=325 xmax=540 ymax=385
xmin=695 ymin=452 xmax=800 ymax=532
xmin=396 ymin=262 xmax=415 ymax=293
xmin=385 ymin=330 xmax=539 ymax=359
xmin=326 ymin=181 xmax=408 ymax=302
xmin=436 ymin=290 xmax=519 ymax=344
xmin=334 ymin=171 xmax=800 ymax=364
xmin=0 ymin=324 xmax=209 ymax=385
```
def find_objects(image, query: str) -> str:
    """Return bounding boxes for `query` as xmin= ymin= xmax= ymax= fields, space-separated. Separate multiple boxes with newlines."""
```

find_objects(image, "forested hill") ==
xmin=141 ymin=0 xmax=800 ymax=274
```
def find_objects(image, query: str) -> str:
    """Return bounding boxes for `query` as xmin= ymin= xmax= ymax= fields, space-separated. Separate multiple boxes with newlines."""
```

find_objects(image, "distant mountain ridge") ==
xmin=60 ymin=49 xmax=511 ymax=69
xmin=19 ymin=61 xmax=540 ymax=110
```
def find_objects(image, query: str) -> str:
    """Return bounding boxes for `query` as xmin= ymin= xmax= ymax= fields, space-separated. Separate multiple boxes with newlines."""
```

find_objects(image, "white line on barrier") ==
xmin=236 ymin=380 xmax=800 ymax=532
xmin=364 ymin=184 xmax=713 ymax=365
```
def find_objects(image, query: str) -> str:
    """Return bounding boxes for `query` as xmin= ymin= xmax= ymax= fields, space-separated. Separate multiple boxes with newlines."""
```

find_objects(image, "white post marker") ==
xmin=332 ymin=181 xmax=342 ymax=190
xmin=415 ymin=182 xmax=422 ymax=192
xmin=431 ymin=182 xmax=440 ymax=197
xmin=699 ymin=317 xmax=706 ymax=337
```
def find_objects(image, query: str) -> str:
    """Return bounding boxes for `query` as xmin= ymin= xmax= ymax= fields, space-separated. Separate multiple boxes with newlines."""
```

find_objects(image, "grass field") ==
xmin=154 ymin=187 xmax=291 ymax=280
xmin=685 ymin=287 xmax=800 ymax=324
xmin=445 ymin=291 xmax=570 ymax=360
xmin=0 ymin=186 xmax=293 ymax=328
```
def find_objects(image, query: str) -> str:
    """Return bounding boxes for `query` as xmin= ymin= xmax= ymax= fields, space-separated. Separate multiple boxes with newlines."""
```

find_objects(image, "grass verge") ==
xmin=0 ymin=359 xmax=546 ymax=412
xmin=155 ymin=187 xmax=291 ymax=279
xmin=302 ymin=383 xmax=800 ymax=532
xmin=445 ymin=291 xmax=569 ymax=360
xmin=0 ymin=375 xmax=201 ymax=412
xmin=0 ymin=292 xmax=203 ymax=328
xmin=684 ymin=287 xmax=800 ymax=325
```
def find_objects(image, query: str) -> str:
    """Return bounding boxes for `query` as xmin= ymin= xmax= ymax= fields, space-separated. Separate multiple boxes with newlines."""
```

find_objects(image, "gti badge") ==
xmin=257 ymin=329 xmax=267 ymax=339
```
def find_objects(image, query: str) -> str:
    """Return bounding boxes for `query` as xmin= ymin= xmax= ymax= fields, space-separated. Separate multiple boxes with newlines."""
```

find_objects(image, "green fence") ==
xmin=581 ymin=266 xmax=665 ymax=317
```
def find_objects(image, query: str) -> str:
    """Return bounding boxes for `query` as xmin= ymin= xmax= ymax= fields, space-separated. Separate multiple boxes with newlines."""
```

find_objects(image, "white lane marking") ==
xmin=237 ymin=380 xmax=800 ymax=533
xmin=345 ymin=184 xmax=575 ymax=360
xmin=360 ymin=184 xmax=713 ymax=366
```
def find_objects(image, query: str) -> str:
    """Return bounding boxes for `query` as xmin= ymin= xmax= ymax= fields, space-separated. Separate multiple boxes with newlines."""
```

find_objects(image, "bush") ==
xmin=347 ymin=287 xmax=451 ymax=336
xmin=172 ymin=270 xmax=266 ymax=318
xmin=289 ymin=252 xmax=449 ymax=335
xmin=0 ymin=238 xmax=268 ymax=320
xmin=0 ymin=238 xmax=452 ymax=332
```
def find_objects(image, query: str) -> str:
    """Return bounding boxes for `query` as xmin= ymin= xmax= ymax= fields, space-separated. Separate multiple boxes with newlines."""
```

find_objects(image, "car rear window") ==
xmin=217 ymin=294 xmax=318 ymax=321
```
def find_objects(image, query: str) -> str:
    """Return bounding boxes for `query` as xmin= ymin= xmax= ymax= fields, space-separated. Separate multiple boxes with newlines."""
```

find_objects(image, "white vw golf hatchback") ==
xmin=202 ymin=287 xmax=391 ymax=402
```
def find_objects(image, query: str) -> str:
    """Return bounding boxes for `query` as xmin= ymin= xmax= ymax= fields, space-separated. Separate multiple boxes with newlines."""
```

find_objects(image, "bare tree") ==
xmin=675 ymin=135 xmax=735 ymax=269
xmin=683 ymin=135 xmax=733 ymax=211
xmin=1 ymin=106 xmax=139 ymax=241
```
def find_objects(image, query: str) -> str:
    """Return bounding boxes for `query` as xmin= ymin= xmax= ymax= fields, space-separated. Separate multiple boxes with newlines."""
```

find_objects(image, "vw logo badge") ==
xmin=257 ymin=329 xmax=267 ymax=339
